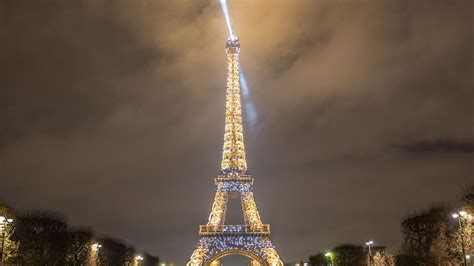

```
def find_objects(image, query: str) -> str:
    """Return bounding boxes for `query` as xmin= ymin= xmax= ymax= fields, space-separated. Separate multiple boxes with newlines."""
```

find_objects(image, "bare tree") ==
xmin=400 ymin=206 xmax=457 ymax=265
xmin=65 ymin=228 xmax=94 ymax=265
xmin=372 ymin=250 xmax=395 ymax=266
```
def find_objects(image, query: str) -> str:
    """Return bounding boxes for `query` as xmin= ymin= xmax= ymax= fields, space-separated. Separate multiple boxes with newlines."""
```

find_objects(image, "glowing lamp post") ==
xmin=91 ymin=243 xmax=102 ymax=265
xmin=365 ymin=240 xmax=374 ymax=266
xmin=452 ymin=211 xmax=471 ymax=266
xmin=91 ymin=243 xmax=102 ymax=251
xmin=325 ymin=252 xmax=332 ymax=266
xmin=136 ymin=255 xmax=144 ymax=266
xmin=0 ymin=216 xmax=14 ymax=264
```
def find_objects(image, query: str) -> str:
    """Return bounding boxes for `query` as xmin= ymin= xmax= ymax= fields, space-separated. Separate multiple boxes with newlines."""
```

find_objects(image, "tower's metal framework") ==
xmin=187 ymin=37 xmax=283 ymax=266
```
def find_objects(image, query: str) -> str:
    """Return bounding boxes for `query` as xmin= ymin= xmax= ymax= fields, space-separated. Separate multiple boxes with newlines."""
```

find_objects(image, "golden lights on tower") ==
xmin=221 ymin=37 xmax=248 ymax=174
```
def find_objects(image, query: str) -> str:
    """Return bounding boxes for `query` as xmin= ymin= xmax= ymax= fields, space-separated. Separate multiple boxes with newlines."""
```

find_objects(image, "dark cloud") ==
xmin=0 ymin=0 xmax=472 ymax=264
xmin=0 ymin=1 xmax=162 ymax=147
xmin=402 ymin=139 xmax=474 ymax=153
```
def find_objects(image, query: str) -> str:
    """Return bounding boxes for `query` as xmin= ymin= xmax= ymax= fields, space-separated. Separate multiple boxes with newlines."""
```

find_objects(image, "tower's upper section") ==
xmin=226 ymin=36 xmax=240 ymax=48
xmin=220 ymin=36 xmax=248 ymax=175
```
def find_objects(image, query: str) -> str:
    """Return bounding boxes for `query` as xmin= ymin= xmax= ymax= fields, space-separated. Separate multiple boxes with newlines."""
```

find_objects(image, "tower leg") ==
xmin=241 ymin=192 xmax=263 ymax=229
xmin=187 ymin=247 xmax=206 ymax=266
xmin=208 ymin=191 xmax=228 ymax=226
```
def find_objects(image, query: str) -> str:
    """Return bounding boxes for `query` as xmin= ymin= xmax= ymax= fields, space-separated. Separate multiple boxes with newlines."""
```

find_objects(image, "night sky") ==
xmin=0 ymin=0 xmax=473 ymax=264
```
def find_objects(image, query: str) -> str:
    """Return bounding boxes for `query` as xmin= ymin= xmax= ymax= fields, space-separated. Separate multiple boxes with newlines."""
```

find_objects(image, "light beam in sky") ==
xmin=219 ymin=0 xmax=234 ymax=37
xmin=240 ymin=72 xmax=257 ymax=125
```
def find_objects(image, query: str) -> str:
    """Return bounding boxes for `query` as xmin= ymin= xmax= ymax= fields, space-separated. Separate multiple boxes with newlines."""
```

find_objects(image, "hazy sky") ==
xmin=0 ymin=0 xmax=472 ymax=264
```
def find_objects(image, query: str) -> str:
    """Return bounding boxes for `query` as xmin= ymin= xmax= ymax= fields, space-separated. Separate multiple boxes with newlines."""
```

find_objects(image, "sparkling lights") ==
xmin=242 ymin=192 xmax=263 ymax=229
xmin=187 ymin=38 xmax=283 ymax=265
xmin=217 ymin=179 xmax=251 ymax=193
xmin=208 ymin=192 xmax=228 ymax=227
xmin=188 ymin=236 xmax=282 ymax=265
xmin=221 ymin=37 xmax=247 ymax=174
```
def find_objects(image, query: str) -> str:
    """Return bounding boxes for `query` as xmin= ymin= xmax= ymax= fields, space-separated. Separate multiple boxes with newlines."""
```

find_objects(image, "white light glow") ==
xmin=219 ymin=0 xmax=233 ymax=37
xmin=92 ymin=243 xmax=102 ymax=251
xmin=240 ymin=72 xmax=257 ymax=125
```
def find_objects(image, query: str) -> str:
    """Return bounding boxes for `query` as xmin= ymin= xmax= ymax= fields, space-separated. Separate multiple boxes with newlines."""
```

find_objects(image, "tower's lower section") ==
xmin=189 ymin=175 xmax=282 ymax=265
xmin=187 ymin=235 xmax=283 ymax=266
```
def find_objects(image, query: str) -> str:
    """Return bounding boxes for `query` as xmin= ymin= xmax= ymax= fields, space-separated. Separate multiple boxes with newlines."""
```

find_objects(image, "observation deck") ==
xmin=225 ymin=36 xmax=240 ymax=48
xmin=215 ymin=175 xmax=253 ymax=184
xmin=199 ymin=224 xmax=271 ymax=236
xmin=225 ymin=36 xmax=240 ymax=53
xmin=215 ymin=175 xmax=254 ymax=193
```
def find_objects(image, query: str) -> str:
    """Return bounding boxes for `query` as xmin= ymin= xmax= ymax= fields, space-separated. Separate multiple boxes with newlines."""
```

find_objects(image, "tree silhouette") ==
xmin=65 ymin=229 xmax=94 ymax=265
xmin=143 ymin=252 xmax=160 ymax=266
xmin=399 ymin=206 xmax=456 ymax=264
xmin=11 ymin=211 xmax=69 ymax=265
xmin=332 ymin=244 xmax=365 ymax=266
xmin=98 ymin=237 xmax=135 ymax=265
xmin=309 ymin=252 xmax=329 ymax=266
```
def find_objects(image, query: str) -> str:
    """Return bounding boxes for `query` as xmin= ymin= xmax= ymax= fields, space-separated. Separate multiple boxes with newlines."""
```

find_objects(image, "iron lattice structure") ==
xmin=187 ymin=37 xmax=283 ymax=266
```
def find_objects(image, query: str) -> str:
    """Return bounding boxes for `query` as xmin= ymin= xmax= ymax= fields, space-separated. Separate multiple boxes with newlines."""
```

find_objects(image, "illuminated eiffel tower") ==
xmin=187 ymin=37 xmax=283 ymax=266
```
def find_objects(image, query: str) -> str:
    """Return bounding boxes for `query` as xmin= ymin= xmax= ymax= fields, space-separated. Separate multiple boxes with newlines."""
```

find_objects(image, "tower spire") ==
xmin=221 ymin=36 xmax=247 ymax=175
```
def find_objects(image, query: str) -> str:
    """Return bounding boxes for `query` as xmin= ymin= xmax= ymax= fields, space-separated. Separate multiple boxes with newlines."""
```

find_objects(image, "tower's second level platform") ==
xmin=199 ymin=224 xmax=270 ymax=236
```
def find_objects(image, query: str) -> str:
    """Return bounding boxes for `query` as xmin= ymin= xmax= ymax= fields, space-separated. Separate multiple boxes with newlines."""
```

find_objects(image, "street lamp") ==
xmin=0 ymin=216 xmax=14 ymax=264
xmin=136 ymin=255 xmax=144 ymax=266
xmin=91 ymin=243 xmax=102 ymax=251
xmin=452 ymin=211 xmax=471 ymax=266
xmin=324 ymin=252 xmax=332 ymax=266
xmin=365 ymin=240 xmax=374 ymax=266
xmin=91 ymin=243 xmax=102 ymax=265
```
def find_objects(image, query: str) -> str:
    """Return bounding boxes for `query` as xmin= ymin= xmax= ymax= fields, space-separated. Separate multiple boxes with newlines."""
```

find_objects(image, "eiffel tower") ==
xmin=187 ymin=37 xmax=283 ymax=266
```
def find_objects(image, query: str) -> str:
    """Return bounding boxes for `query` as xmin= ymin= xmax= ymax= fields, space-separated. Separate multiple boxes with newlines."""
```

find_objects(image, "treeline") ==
xmin=0 ymin=204 xmax=159 ymax=265
xmin=309 ymin=244 xmax=393 ymax=266
xmin=397 ymin=185 xmax=473 ymax=265
xmin=309 ymin=185 xmax=473 ymax=266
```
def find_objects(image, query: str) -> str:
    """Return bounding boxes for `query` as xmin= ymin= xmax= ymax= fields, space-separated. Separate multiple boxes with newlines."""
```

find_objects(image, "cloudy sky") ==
xmin=0 ymin=0 xmax=472 ymax=264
